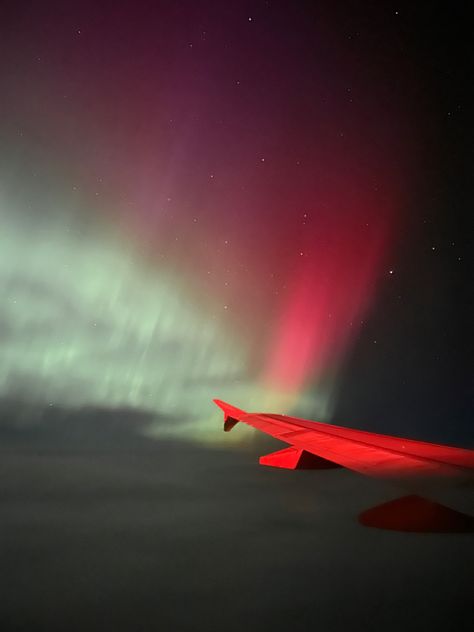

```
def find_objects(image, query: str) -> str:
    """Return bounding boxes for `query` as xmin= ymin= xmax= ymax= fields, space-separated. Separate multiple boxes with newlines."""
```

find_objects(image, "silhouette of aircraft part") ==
xmin=214 ymin=399 xmax=474 ymax=533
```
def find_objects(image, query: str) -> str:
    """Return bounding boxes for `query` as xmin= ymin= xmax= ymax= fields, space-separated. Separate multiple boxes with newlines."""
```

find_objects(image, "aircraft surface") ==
xmin=214 ymin=399 xmax=474 ymax=532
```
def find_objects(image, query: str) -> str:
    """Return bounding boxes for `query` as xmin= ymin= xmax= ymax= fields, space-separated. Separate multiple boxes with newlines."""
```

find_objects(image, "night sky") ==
xmin=0 ymin=2 xmax=472 ymax=631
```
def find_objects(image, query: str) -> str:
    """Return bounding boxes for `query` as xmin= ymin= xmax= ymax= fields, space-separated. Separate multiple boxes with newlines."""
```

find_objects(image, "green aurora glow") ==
xmin=0 ymin=194 xmax=331 ymax=441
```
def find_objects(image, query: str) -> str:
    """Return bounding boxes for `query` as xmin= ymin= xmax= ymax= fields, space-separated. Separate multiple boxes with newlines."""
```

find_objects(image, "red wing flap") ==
xmin=259 ymin=447 xmax=341 ymax=470
xmin=359 ymin=495 xmax=474 ymax=533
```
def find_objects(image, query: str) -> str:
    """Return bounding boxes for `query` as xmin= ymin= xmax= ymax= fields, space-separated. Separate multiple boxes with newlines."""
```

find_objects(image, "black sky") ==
xmin=333 ymin=2 xmax=471 ymax=444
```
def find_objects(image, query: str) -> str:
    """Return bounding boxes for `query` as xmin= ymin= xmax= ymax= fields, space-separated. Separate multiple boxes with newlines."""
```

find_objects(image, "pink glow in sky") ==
xmin=262 ymin=203 xmax=394 ymax=391
xmin=0 ymin=2 xmax=417 ymax=418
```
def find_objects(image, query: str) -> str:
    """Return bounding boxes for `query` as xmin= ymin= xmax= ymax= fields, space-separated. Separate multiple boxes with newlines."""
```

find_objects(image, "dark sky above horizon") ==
xmin=0 ymin=0 xmax=470 ymax=444
xmin=0 ymin=3 xmax=471 ymax=629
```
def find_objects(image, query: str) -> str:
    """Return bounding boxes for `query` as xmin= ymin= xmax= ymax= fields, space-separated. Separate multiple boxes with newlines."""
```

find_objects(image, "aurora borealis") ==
xmin=0 ymin=3 xmax=412 ymax=440
xmin=0 ymin=1 xmax=423 ymax=440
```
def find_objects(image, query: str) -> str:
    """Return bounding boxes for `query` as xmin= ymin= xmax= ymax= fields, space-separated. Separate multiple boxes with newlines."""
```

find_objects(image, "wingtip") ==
xmin=213 ymin=399 xmax=246 ymax=432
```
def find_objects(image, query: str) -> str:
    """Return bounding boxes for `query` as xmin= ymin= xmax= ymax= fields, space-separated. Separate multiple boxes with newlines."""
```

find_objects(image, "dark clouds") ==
xmin=1 ymin=403 xmax=472 ymax=632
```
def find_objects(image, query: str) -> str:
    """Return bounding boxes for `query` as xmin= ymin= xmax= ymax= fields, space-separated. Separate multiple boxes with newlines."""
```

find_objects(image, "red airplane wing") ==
xmin=214 ymin=399 xmax=474 ymax=532
xmin=213 ymin=399 xmax=474 ymax=479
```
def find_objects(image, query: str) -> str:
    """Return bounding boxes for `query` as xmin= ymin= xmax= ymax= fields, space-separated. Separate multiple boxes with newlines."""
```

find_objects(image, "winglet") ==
xmin=213 ymin=399 xmax=246 ymax=432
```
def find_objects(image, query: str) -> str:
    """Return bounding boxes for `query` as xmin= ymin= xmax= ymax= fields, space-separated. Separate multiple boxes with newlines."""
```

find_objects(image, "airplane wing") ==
xmin=213 ymin=399 xmax=474 ymax=478
xmin=213 ymin=399 xmax=474 ymax=532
